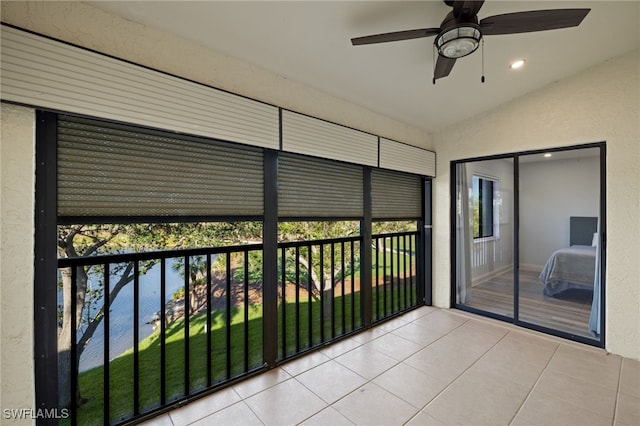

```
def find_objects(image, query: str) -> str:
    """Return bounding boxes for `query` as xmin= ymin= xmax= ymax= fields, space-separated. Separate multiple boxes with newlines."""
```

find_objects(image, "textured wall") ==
xmin=0 ymin=104 xmax=35 ymax=423
xmin=433 ymin=49 xmax=640 ymax=360
xmin=0 ymin=1 xmax=432 ymax=150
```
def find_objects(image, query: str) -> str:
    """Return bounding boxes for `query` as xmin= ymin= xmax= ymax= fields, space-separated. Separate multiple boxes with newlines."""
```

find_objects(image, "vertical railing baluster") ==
xmin=341 ymin=241 xmax=345 ymax=334
xmin=183 ymin=256 xmax=190 ymax=396
xmin=330 ymin=243 xmax=336 ymax=339
xmin=295 ymin=246 xmax=300 ymax=352
xmin=281 ymin=247 xmax=286 ymax=357
xmin=319 ymin=244 xmax=325 ymax=343
xmin=389 ymin=237 xmax=396 ymax=313
xmin=133 ymin=261 xmax=140 ymax=415
xmin=397 ymin=236 xmax=402 ymax=310
xmin=160 ymin=258 xmax=166 ymax=405
xmin=383 ymin=238 xmax=387 ymax=317
xmin=411 ymin=235 xmax=415 ymax=306
xmin=307 ymin=245 xmax=313 ymax=347
xmin=375 ymin=238 xmax=380 ymax=321
xmin=351 ymin=240 xmax=355 ymax=329
xmin=70 ymin=266 xmax=78 ymax=425
xmin=404 ymin=234 xmax=408 ymax=309
xmin=244 ymin=250 xmax=250 ymax=372
xmin=103 ymin=263 xmax=110 ymax=425
xmin=225 ymin=253 xmax=231 ymax=379
xmin=206 ymin=253 xmax=212 ymax=386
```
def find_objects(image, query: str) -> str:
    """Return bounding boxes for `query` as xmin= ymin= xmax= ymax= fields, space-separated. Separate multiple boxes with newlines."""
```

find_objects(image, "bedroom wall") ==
xmin=434 ymin=48 xmax=640 ymax=360
xmin=519 ymin=155 xmax=600 ymax=269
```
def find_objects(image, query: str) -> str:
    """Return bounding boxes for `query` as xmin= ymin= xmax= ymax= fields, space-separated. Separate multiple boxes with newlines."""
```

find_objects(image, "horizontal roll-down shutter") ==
xmin=278 ymin=153 xmax=364 ymax=218
xmin=371 ymin=169 xmax=422 ymax=219
xmin=57 ymin=115 xmax=264 ymax=218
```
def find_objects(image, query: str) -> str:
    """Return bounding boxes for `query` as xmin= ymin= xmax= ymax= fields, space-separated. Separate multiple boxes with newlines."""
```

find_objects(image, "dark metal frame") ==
xmin=450 ymin=142 xmax=606 ymax=348
xmin=35 ymin=110 xmax=433 ymax=425
xmin=34 ymin=111 xmax=59 ymax=424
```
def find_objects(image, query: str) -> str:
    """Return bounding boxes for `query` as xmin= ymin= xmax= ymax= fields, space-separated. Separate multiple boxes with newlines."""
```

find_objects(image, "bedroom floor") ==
xmin=141 ymin=306 xmax=640 ymax=426
xmin=465 ymin=269 xmax=593 ymax=339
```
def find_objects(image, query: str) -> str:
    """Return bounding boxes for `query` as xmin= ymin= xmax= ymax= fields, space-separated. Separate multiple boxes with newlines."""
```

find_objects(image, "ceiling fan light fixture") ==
xmin=435 ymin=25 xmax=482 ymax=59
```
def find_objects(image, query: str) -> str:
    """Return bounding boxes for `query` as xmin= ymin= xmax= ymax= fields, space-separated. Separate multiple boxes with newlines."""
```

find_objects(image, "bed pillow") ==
xmin=592 ymin=233 xmax=598 ymax=247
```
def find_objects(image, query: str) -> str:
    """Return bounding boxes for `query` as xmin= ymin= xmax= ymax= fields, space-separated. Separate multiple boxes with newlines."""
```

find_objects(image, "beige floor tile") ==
xmin=280 ymin=350 xmax=331 ymax=377
xmin=512 ymin=389 xmax=613 ymax=426
xmin=390 ymin=322 xmax=447 ymax=347
xmin=404 ymin=345 xmax=480 ymax=383
xmin=362 ymin=332 xmax=424 ymax=361
xmin=300 ymin=406 xmax=355 ymax=425
xmin=450 ymin=318 xmax=510 ymax=343
xmin=319 ymin=337 xmax=362 ymax=359
xmin=190 ymin=401 xmax=262 ymax=426
xmin=423 ymin=367 xmax=530 ymax=426
xmin=168 ymin=386 xmax=240 ymax=425
xmin=487 ymin=331 xmax=558 ymax=368
xmin=232 ymin=367 xmax=291 ymax=399
xmin=468 ymin=351 xmax=542 ymax=389
xmin=402 ymin=306 xmax=438 ymax=321
xmin=412 ymin=310 xmax=467 ymax=334
xmin=547 ymin=344 xmax=621 ymax=391
xmin=375 ymin=316 xmax=411 ymax=332
xmin=620 ymin=358 xmax=640 ymax=398
xmin=436 ymin=322 xmax=505 ymax=354
xmin=245 ymin=378 xmax=326 ymax=425
xmin=141 ymin=414 xmax=173 ymax=426
xmin=615 ymin=393 xmax=640 ymax=426
xmin=334 ymin=344 xmax=399 ymax=379
xmin=534 ymin=369 xmax=617 ymax=418
xmin=296 ymin=360 xmax=367 ymax=404
xmin=333 ymin=383 xmax=418 ymax=425
xmin=373 ymin=362 xmax=450 ymax=409
xmin=405 ymin=411 xmax=446 ymax=426
xmin=349 ymin=326 xmax=387 ymax=344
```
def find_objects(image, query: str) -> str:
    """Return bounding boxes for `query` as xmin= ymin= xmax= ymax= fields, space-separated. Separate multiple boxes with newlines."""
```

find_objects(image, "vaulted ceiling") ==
xmin=88 ymin=1 xmax=639 ymax=134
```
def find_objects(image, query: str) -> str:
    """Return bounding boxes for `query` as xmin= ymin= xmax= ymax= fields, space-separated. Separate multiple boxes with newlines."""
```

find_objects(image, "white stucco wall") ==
xmin=433 ymin=49 xmax=640 ymax=359
xmin=0 ymin=104 xmax=35 ymax=424
xmin=0 ymin=1 xmax=432 ymax=150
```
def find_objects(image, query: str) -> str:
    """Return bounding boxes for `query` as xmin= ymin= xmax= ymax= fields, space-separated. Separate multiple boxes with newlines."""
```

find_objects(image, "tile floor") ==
xmin=143 ymin=307 xmax=640 ymax=426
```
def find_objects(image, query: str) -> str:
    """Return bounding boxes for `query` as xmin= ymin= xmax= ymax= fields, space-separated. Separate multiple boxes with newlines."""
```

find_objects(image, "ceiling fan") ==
xmin=351 ymin=0 xmax=590 ymax=83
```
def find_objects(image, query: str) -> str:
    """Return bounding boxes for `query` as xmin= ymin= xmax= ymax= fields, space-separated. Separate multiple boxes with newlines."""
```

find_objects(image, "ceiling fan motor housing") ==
xmin=435 ymin=13 xmax=482 ymax=59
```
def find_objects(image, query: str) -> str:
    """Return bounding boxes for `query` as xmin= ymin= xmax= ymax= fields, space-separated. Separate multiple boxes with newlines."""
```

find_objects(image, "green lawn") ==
xmin=73 ymin=267 xmax=417 ymax=424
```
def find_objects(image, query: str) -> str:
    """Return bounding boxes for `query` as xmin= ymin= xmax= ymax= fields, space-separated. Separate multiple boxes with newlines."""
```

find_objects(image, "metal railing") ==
xmin=58 ymin=231 xmax=421 ymax=425
xmin=372 ymin=231 xmax=419 ymax=322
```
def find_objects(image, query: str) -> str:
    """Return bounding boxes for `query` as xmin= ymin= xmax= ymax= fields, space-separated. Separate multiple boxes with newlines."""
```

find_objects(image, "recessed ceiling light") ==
xmin=509 ymin=59 xmax=526 ymax=70
xmin=544 ymin=153 xmax=552 ymax=158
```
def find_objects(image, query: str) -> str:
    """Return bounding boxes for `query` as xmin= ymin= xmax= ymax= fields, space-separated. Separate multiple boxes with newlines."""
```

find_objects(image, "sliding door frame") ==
xmin=451 ymin=142 xmax=606 ymax=348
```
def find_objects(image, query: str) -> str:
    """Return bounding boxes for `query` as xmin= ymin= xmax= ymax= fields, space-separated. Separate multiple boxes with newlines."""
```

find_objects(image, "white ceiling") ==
xmin=88 ymin=1 xmax=639 ymax=134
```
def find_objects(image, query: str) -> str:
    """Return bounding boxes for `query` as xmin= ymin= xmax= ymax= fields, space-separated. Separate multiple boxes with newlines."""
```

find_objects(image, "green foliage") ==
xmin=73 ymin=305 xmax=264 ymax=425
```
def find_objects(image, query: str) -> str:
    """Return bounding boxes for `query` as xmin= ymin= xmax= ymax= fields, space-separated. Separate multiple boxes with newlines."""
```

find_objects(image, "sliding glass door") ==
xmin=452 ymin=144 xmax=605 ymax=346
xmin=454 ymin=157 xmax=514 ymax=319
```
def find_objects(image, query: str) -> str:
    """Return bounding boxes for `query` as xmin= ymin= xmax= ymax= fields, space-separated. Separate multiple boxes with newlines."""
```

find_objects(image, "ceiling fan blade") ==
xmin=434 ymin=55 xmax=457 ymax=80
xmin=452 ymin=0 xmax=485 ymax=20
xmin=351 ymin=28 xmax=440 ymax=45
xmin=480 ymin=9 xmax=590 ymax=36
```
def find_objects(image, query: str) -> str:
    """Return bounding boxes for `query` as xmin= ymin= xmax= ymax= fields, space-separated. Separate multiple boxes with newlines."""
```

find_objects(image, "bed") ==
xmin=539 ymin=217 xmax=598 ymax=297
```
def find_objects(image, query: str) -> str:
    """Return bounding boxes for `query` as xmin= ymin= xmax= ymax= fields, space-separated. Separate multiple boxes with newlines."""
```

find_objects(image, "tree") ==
xmin=57 ymin=222 xmax=250 ymax=408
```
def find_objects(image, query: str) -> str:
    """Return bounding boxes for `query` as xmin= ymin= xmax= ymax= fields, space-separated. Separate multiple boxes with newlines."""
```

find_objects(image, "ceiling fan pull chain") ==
xmin=432 ymin=45 xmax=437 ymax=85
xmin=481 ymin=38 xmax=486 ymax=83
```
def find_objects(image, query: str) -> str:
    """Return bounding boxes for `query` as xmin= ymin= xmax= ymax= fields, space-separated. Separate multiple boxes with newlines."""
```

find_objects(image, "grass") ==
xmin=73 ymin=267 xmax=417 ymax=425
